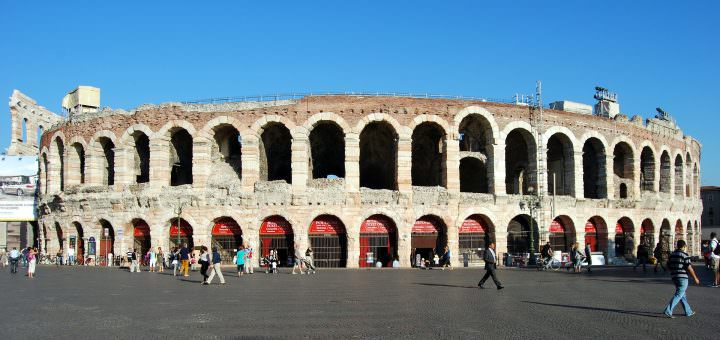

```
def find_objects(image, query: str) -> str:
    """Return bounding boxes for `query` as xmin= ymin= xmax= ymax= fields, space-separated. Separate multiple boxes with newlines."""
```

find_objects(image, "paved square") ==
xmin=1 ymin=265 xmax=719 ymax=338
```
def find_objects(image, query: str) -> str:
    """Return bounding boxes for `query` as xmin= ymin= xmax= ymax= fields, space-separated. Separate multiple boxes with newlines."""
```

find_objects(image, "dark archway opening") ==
xmin=71 ymin=143 xmax=86 ymax=184
xmin=613 ymin=142 xmax=633 ymax=198
xmin=674 ymin=155 xmax=683 ymax=196
xmin=582 ymin=138 xmax=606 ymax=198
xmin=359 ymin=215 xmax=397 ymax=267
xmin=97 ymin=137 xmax=115 ymax=186
xmin=411 ymin=122 xmax=446 ymax=187
xmin=659 ymin=151 xmax=671 ymax=193
xmin=309 ymin=122 xmax=345 ymax=179
xmin=459 ymin=157 xmax=488 ymax=193
xmin=259 ymin=123 xmax=291 ymax=183
xmin=170 ymin=129 xmax=193 ymax=186
xmin=640 ymin=147 xmax=655 ymax=192
xmin=133 ymin=132 xmax=150 ymax=183
xmin=546 ymin=134 xmax=574 ymax=196
xmin=212 ymin=125 xmax=242 ymax=181
xmin=507 ymin=214 xmax=538 ymax=256
xmin=505 ymin=129 xmax=536 ymax=194
xmin=54 ymin=137 xmax=65 ymax=191
xmin=411 ymin=215 xmax=447 ymax=267
xmin=360 ymin=121 xmax=397 ymax=189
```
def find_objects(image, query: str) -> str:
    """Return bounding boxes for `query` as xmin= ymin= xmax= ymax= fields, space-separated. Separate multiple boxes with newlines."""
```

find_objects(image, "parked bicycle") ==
xmin=536 ymin=256 xmax=561 ymax=271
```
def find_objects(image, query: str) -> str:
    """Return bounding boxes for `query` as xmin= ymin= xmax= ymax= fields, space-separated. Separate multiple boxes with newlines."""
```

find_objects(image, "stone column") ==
xmin=493 ymin=142 xmax=506 ymax=195
xmin=291 ymin=134 xmax=308 ymax=194
xmin=114 ymin=147 xmax=133 ymax=186
xmin=241 ymin=135 xmax=259 ymax=192
xmin=398 ymin=228 xmax=412 ymax=267
xmin=446 ymin=134 xmax=460 ymax=193
xmin=573 ymin=151 xmax=584 ymax=199
xmin=605 ymin=152 xmax=615 ymax=200
xmin=149 ymin=138 xmax=170 ymax=188
xmin=192 ymin=139 xmax=212 ymax=190
xmin=397 ymin=136 xmax=412 ymax=192
xmin=344 ymin=133 xmax=360 ymax=192
xmin=346 ymin=223 xmax=359 ymax=268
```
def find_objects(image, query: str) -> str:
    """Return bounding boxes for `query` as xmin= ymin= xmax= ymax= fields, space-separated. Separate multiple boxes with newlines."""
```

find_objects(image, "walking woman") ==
xmin=199 ymin=246 xmax=211 ymax=285
xmin=157 ymin=247 xmax=165 ymax=273
xmin=571 ymin=242 xmax=584 ymax=273
xmin=654 ymin=242 xmax=667 ymax=273
xmin=235 ymin=245 xmax=246 ymax=277
xmin=27 ymin=247 xmax=37 ymax=279
xmin=148 ymin=248 xmax=157 ymax=272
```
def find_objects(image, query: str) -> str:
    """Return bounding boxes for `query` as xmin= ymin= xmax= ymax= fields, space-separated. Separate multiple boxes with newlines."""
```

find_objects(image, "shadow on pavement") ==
xmin=522 ymin=300 xmax=665 ymax=318
xmin=414 ymin=283 xmax=478 ymax=289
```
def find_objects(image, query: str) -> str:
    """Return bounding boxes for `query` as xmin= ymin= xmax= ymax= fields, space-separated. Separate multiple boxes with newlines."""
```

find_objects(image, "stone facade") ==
xmin=30 ymin=94 xmax=702 ymax=267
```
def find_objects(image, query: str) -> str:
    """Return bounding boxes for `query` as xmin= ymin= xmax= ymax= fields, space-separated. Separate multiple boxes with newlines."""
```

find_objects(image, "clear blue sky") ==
xmin=2 ymin=1 xmax=718 ymax=184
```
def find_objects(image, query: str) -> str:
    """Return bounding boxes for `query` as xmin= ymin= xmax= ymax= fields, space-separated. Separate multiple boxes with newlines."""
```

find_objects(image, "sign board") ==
xmin=361 ymin=216 xmax=394 ymax=234
xmin=260 ymin=216 xmax=292 ymax=235
xmin=212 ymin=218 xmax=242 ymax=235
xmin=103 ymin=228 xmax=109 ymax=237
xmin=585 ymin=221 xmax=596 ymax=233
xmin=549 ymin=220 xmax=565 ymax=233
xmin=309 ymin=217 xmax=345 ymax=235
xmin=88 ymin=237 xmax=96 ymax=255
xmin=412 ymin=218 xmax=438 ymax=234
xmin=0 ymin=156 xmax=38 ymax=221
xmin=460 ymin=217 xmax=486 ymax=234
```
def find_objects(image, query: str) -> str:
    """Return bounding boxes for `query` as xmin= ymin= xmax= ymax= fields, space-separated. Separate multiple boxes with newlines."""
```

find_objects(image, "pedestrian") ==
xmin=171 ymin=247 xmax=179 ymax=276
xmin=67 ymin=247 xmax=75 ymax=266
xmin=128 ymin=249 xmax=140 ymax=273
xmin=148 ymin=248 xmax=157 ymax=272
xmin=442 ymin=245 xmax=452 ymax=270
xmin=207 ymin=247 xmax=226 ymax=285
xmin=654 ymin=242 xmax=667 ymax=273
xmin=571 ymin=242 xmax=584 ymax=273
xmin=292 ymin=244 xmax=305 ymax=275
xmin=269 ymin=249 xmax=278 ymax=274
xmin=0 ymin=248 xmax=7 ymax=268
xmin=8 ymin=247 xmax=20 ymax=274
xmin=157 ymin=247 xmax=165 ymax=273
xmin=56 ymin=248 xmax=63 ymax=266
xmin=708 ymin=232 xmax=720 ymax=287
xmin=245 ymin=243 xmax=254 ymax=274
xmin=179 ymin=243 xmax=190 ymax=277
xmin=701 ymin=241 xmax=711 ymax=269
xmin=27 ymin=247 xmax=37 ymax=279
xmin=199 ymin=246 xmax=210 ymax=285
xmin=634 ymin=243 xmax=649 ymax=272
xmin=585 ymin=243 xmax=593 ymax=274
xmin=305 ymin=247 xmax=316 ymax=274
xmin=663 ymin=240 xmax=700 ymax=318
xmin=478 ymin=242 xmax=503 ymax=290
xmin=235 ymin=245 xmax=246 ymax=277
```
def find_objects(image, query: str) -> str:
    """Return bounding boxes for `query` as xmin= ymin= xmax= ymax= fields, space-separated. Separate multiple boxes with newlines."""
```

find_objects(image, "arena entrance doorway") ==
xmin=260 ymin=216 xmax=294 ymax=267
xmin=98 ymin=220 xmax=114 ymax=259
xmin=359 ymin=215 xmax=397 ymax=267
xmin=169 ymin=219 xmax=193 ymax=249
xmin=211 ymin=217 xmax=243 ymax=264
xmin=309 ymin=215 xmax=347 ymax=268
xmin=615 ymin=217 xmax=634 ymax=259
xmin=411 ymin=216 xmax=446 ymax=267
xmin=133 ymin=220 xmax=151 ymax=259
xmin=459 ymin=215 xmax=492 ymax=266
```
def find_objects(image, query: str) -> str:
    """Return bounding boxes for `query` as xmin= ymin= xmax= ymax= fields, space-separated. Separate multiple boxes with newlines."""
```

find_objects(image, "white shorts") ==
xmin=149 ymin=259 xmax=157 ymax=267
xmin=28 ymin=259 xmax=36 ymax=274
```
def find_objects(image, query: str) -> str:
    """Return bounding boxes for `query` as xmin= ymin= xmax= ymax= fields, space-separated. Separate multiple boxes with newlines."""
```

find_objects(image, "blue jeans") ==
xmin=664 ymin=278 xmax=693 ymax=316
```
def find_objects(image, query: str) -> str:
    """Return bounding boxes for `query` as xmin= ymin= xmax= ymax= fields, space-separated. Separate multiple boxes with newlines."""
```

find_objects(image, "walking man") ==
xmin=708 ymin=232 xmax=720 ymax=287
xmin=207 ymin=247 xmax=226 ymax=285
xmin=664 ymin=240 xmax=700 ymax=318
xmin=8 ymin=247 xmax=20 ymax=274
xmin=478 ymin=242 xmax=503 ymax=290
xmin=179 ymin=243 xmax=190 ymax=277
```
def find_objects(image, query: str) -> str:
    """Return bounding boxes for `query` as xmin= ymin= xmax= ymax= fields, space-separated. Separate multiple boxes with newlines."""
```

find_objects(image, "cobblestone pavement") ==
xmin=1 ymin=265 xmax=719 ymax=339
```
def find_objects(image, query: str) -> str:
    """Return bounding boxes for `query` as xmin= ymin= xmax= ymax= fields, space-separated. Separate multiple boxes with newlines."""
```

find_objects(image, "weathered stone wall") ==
xmin=35 ymin=95 xmax=703 ymax=267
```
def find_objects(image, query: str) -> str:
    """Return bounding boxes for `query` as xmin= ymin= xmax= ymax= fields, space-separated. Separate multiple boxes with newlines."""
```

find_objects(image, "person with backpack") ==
xmin=8 ymin=247 xmax=20 ymax=274
xmin=634 ymin=243 xmax=649 ymax=272
xmin=653 ymin=242 xmax=667 ymax=273
xmin=663 ymin=240 xmax=700 ymax=318
xmin=708 ymin=232 xmax=720 ymax=287
xmin=198 ymin=246 xmax=211 ymax=285
xmin=207 ymin=247 xmax=225 ymax=285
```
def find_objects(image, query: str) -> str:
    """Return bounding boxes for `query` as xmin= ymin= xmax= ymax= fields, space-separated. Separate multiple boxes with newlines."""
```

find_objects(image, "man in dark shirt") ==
xmin=663 ymin=240 xmax=700 ymax=318
xmin=179 ymin=243 xmax=190 ymax=277
xmin=478 ymin=242 xmax=503 ymax=290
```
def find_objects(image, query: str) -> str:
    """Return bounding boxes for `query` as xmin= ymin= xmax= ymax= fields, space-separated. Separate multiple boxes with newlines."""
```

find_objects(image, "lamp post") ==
xmin=174 ymin=199 xmax=186 ymax=249
xmin=519 ymin=186 xmax=541 ymax=265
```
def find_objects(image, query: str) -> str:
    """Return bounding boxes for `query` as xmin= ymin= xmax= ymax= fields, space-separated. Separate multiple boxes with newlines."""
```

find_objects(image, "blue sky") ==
xmin=2 ymin=1 xmax=718 ymax=184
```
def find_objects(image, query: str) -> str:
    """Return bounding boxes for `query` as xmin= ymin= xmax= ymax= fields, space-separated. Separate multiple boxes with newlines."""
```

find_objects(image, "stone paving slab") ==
xmin=1 ymin=265 xmax=719 ymax=339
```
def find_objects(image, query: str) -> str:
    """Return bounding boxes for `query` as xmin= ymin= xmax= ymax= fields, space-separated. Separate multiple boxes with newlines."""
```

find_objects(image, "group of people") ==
xmin=634 ymin=240 xmax=673 ymax=273
xmin=1 ymin=246 xmax=37 ymax=278
xmin=538 ymin=241 xmax=592 ymax=273
xmin=413 ymin=246 xmax=452 ymax=270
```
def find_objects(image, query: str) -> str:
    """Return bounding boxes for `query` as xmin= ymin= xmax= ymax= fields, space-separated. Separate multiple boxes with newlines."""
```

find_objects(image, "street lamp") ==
xmin=174 ymin=199 xmax=186 ymax=249
xmin=519 ymin=186 xmax=541 ymax=265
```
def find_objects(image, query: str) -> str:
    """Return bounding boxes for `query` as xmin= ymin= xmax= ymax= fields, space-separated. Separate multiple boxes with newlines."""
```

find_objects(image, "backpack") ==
xmin=713 ymin=239 xmax=720 ymax=256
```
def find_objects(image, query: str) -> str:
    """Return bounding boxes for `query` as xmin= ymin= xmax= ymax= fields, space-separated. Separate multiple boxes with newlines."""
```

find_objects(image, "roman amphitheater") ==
xmin=12 ymin=88 xmax=702 ymax=267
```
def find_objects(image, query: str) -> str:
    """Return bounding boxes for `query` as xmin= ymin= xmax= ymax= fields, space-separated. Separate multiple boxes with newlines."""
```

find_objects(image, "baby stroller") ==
xmin=303 ymin=257 xmax=316 ymax=274
xmin=263 ymin=250 xmax=279 ymax=274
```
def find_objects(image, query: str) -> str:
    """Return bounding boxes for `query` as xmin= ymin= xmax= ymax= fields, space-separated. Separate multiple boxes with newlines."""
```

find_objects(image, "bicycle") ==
xmin=536 ymin=256 xmax=561 ymax=271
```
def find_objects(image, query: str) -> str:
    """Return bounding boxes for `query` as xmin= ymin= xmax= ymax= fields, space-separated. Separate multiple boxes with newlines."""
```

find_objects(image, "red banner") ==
xmin=361 ymin=216 xmax=394 ymax=234
xmin=134 ymin=220 xmax=150 ymax=237
xmin=212 ymin=218 xmax=242 ymax=235
xmin=584 ymin=221 xmax=596 ymax=234
xmin=460 ymin=218 xmax=486 ymax=234
xmin=170 ymin=220 xmax=192 ymax=236
xmin=615 ymin=223 xmax=623 ymax=234
xmin=549 ymin=220 xmax=565 ymax=233
xmin=310 ymin=216 xmax=345 ymax=234
xmin=260 ymin=216 xmax=292 ymax=235
xmin=412 ymin=218 xmax=438 ymax=234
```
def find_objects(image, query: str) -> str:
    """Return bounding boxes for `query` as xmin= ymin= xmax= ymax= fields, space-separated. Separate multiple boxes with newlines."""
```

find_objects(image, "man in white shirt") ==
xmin=478 ymin=242 xmax=504 ymax=290
xmin=8 ymin=248 xmax=20 ymax=274
xmin=67 ymin=247 xmax=76 ymax=266
xmin=709 ymin=232 xmax=720 ymax=287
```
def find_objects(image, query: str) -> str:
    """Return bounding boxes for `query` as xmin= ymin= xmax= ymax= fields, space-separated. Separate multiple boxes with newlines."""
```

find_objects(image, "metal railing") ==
xmin=181 ymin=91 xmax=528 ymax=106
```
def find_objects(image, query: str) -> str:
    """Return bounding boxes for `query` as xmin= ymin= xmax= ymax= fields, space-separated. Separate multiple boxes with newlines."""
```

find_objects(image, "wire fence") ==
xmin=181 ymin=91 xmax=536 ymax=106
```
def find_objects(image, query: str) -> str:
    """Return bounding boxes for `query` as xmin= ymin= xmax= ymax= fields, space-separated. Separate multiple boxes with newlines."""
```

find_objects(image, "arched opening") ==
xmin=582 ymin=138 xmax=606 ymax=199
xmin=615 ymin=217 xmax=634 ymax=259
xmin=459 ymin=157 xmax=488 ymax=193
xmin=132 ymin=132 xmax=150 ymax=183
xmin=640 ymin=218 xmax=655 ymax=247
xmin=41 ymin=154 xmax=49 ymax=195
xmin=99 ymin=219 xmax=115 ymax=257
xmin=96 ymin=137 xmax=115 ymax=186
xmin=459 ymin=214 xmax=495 ymax=265
xmin=505 ymin=129 xmax=537 ymax=194
xmin=70 ymin=143 xmax=85 ymax=185
xmin=309 ymin=122 xmax=345 ymax=179
xmin=133 ymin=219 xmax=151 ymax=257
xmin=619 ymin=183 xmax=628 ymax=199
xmin=211 ymin=217 xmax=243 ymax=264
xmin=549 ymin=216 xmax=575 ymax=252
xmin=259 ymin=123 xmax=291 ymax=183
xmin=72 ymin=222 xmax=85 ymax=264
xmin=686 ymin=221 xmax=693 ymax=254
xmin=55 ymin=222 xmax=64 ymax=253
xmin=660 ymin=151 xmax=671 ymax=193
xmin=170 ymin=129 xmax=193 ymax=186
xmin=613 ymin=142 xmax=634 ymax=198
xmin=674 ymin=155 xmax=683 ymax=196
xmin=685 ymin=153 xmax=692 ymax=197
xmin=360 ymin=121 xmax=397 ymax=189
xmin=693 ymin=163 xmax=699 ymax=197
xmin=212 ymin=125 xmax=242 ymax=181
xmin=675 ymin=219 xmax=684 ymax=242
xmin=359 ymin=215 xmax=398 ymax=267
xmin=640 ymin=147 xmax=655 ymax=192
xmin=21 ymin=118 xmax=27 ymax=143
xmin=54 ymin=137 xmax=65 ymax=191
xmin=585 ymin=216 xmax=608 ymax=253
xmin=36 ymin=125 xmax=43 ymax=146
xmin=169 ymin=218 xmax=193 ymax=249
xmin=411 ymin=215 xmax=447 ymax=267
xmin=546 ymin=134 xmax=574 ymax=196
xmin=507 ymin=214 xmax=538 ymax=257
xmin=459 ymin=114 xmax=493 ymax=193
xmin=309 ymin=215 xmax=347 ymax=268
xmin=660 ymin=219 xmax=672 ymax=256
xmin=411 ymin=122 xmax=446 ymax=187
xmin=260 ymin=216 xmax=294 ymax=267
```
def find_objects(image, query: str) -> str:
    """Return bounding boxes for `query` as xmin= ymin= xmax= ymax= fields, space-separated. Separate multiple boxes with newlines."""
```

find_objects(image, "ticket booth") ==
xmin=359 ymin=215 xmax=397 ymax=268
xmin=260 ymin=216 xmax=294 ymax=267
xmin=309 ymin=215 xmax=347 ymax=268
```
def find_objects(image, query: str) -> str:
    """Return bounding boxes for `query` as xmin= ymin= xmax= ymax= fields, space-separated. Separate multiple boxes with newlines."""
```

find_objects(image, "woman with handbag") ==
xmin=199 ymin=246 xmax=211 ymax=285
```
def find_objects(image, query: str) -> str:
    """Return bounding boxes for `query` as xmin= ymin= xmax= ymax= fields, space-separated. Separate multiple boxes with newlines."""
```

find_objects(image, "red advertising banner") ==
xmin=170 ymin=220 xmax=192 ymax=236
xmin=549 ymin=220 xmax=565 ymax=233
xmin=310 ymin=216 xmax=345 ymax=234
xmin=615 ymin=223 xmax=623 ymax=234
xmin=260 ymin=216 xmax=292 ymax=235
xmin=134 ymin=220 xmax=150 ymax=237
xmin=584 ymin=221 xmax=596 ymax=234
xmin=412 ymin=219 xmax=438 ymax=234
xmin=459 ymin=218 xmax=486 ymax=234
xmin=212 ymin=218 xmax=242 ymax=235
xmin=360 ymin=216 xmax=394 ymax=234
